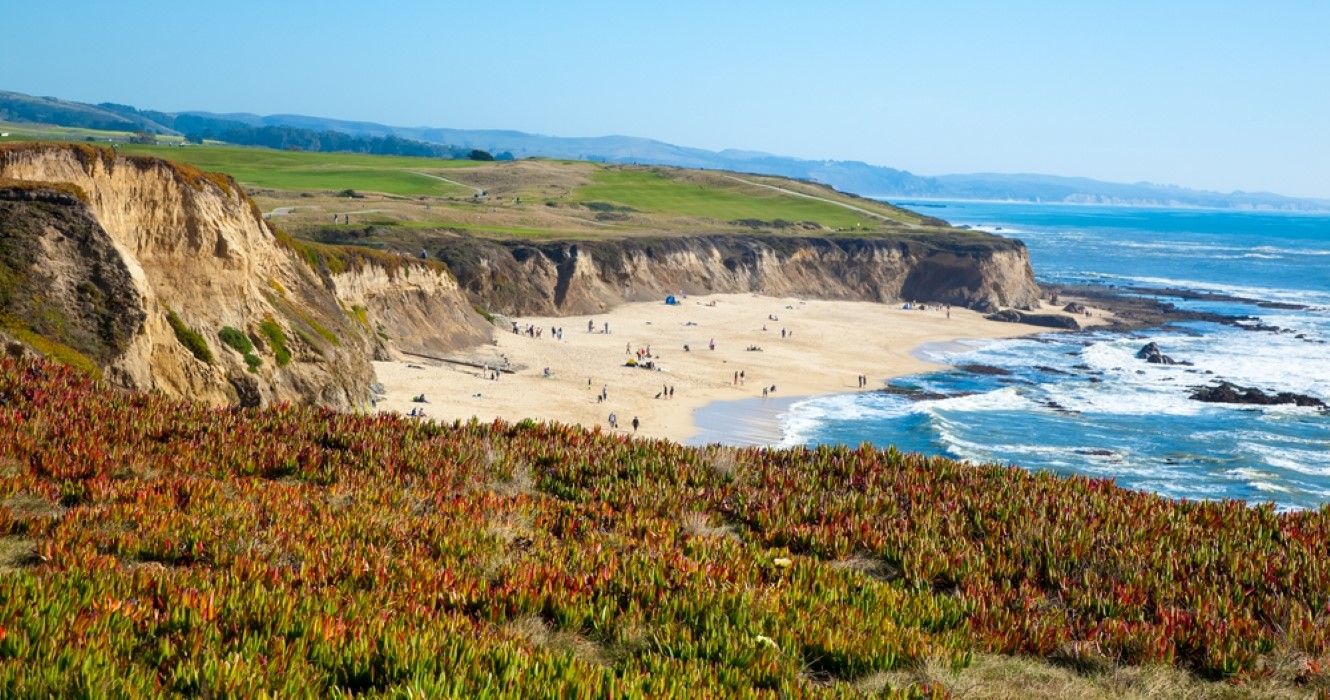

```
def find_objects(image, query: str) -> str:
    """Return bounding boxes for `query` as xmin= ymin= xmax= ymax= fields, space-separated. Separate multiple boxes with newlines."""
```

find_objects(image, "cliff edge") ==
xmin=0 ymin=144 xmax=479 ymax=406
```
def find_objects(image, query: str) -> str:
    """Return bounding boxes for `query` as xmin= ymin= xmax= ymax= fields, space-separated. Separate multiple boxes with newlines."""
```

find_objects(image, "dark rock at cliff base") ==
xmin=1063 ymin=302 xmax=1087 ymax=314
xmin=986 ymin=309 xmax=1081 ymax=330
xmin=229 ymin=375 xmax=262 ymax=409
xmin=1136 ymin=342 xmax=1180 ymax=365
xmin=1189 ymin=382 xmax=1327 ymax=409
xmin=958 ymin=363 xmax=1013 ymax=376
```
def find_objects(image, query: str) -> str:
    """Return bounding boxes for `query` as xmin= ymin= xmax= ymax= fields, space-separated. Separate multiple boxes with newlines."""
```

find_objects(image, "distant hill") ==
xmin=4 ymin=89 xmax=1326 ymax=210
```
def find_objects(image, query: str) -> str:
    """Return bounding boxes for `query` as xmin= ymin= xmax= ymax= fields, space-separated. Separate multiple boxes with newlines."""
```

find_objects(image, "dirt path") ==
xmin=720 ymin=174 xmax=912 ymax=225
xmin=413 ymin=171 xmax=484 ymax=196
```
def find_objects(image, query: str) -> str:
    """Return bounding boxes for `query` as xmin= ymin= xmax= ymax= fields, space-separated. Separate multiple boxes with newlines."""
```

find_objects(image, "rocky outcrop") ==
xmin=1135 ymin=342 xmax=1187 ymax=365
xmin=432 ymin=233 xmax=1041 ymax=316
xmin=1190 ymin=382 xmax=1326 ymax=409
xmin=985 ymin=309 xmax=1081 ymax=330
xmin=0 ymin=144 xmax=379 ymax=407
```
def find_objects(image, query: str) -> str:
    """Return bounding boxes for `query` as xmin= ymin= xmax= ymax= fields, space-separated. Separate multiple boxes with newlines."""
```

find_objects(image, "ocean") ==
xmin=776 ymin=202 xmax=1330 ymax=510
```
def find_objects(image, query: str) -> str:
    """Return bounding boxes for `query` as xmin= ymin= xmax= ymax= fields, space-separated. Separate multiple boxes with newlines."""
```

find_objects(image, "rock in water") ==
xmin=1189 ymin=381 xmax=1327 ymax=409
xmin=985 ymin=309 xmax=1081 ymax=330
xmin=1136 ymin=342 xmax=1176 ymax=365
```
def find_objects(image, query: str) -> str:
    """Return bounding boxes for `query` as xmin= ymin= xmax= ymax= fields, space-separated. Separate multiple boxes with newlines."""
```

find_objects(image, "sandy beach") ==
xmin=373 ymin=294 xmax=1108 ymax=443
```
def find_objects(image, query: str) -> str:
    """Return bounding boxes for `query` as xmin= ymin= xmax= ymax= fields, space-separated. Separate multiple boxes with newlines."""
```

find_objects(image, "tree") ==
xmin=468 ymin=149 xmax=495 ymax=161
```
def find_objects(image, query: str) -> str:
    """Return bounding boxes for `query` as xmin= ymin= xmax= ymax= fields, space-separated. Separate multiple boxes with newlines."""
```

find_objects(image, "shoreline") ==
xmin=685 ymin=336 xmax=1034 ymax=448
xmin=373 ymin=293 xmax=1109 ymax=443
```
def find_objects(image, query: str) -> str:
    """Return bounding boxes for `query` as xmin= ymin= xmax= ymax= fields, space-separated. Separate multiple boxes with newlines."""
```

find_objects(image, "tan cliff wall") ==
xmin=327 ymin=262 xmax=491 ymax=360
xmin=0 ymin=144 xmax=381 ymax=407
xmin=432 ymin=233 xmax=1043 ymax=317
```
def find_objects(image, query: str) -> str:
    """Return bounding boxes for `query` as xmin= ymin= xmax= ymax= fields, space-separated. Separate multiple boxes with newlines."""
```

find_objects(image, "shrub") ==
xmin=217 ymin=326 xmax=254 ymax=354
xmin=258 ymin=317 xmax=291 ymax=366
xmin=218 ymin=326 xmax=261 ymax=372
xmin=166 ymin=310 xmax=213 ymax=364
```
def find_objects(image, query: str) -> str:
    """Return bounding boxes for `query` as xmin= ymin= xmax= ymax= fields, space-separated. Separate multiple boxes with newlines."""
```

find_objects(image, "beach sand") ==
xmin=374 ymin=294 xmax=1109 ymax=443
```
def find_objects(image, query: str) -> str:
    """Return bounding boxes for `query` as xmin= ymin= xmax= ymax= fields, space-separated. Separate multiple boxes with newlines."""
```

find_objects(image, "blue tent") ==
xmin=665 ymin=295 xmax=678 ymax=305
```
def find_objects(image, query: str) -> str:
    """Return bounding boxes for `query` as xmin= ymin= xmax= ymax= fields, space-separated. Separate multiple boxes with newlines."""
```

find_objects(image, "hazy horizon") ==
xmin=5 ymin=1 xmax=1328 ymax=198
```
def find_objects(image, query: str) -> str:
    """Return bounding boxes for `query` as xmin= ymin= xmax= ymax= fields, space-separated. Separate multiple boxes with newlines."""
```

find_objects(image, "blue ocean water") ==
xmin=782 ymin=202 xmax=1330 ymax=509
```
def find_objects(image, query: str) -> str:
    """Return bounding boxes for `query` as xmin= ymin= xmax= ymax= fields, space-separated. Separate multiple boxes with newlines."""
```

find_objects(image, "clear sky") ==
xmin=5 ymin=1 xmax=1329 ymax=198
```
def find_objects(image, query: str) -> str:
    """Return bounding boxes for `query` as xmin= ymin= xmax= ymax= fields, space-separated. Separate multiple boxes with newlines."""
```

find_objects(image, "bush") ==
xmin=166 ymin=310 xmax=213 ymax=364
xmin=219 ymin=326 xmax=261 ymax=372
xmin=218 ymin=326 xmax=254 ymax=354
xmin=258 ymin=318 xmax=291 ymax=367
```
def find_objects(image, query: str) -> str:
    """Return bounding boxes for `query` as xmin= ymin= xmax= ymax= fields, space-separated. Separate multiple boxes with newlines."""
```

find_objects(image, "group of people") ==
xmin=587 ymin=319 xmax=610 ymax=334
xmin=856 ymin=374 xmax=869 ymax=388
xmin=654 ymin=384 xmax=676 ymax=400
xmin=513 ymin=323 xmax=564 ymax=340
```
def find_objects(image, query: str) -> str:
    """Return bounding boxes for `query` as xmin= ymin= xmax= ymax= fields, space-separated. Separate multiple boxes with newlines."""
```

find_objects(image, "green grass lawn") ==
xmin=574 ymin=168 xmax=877 ymax=229
xmin=115 ymin=144 xmax=476 ymax=197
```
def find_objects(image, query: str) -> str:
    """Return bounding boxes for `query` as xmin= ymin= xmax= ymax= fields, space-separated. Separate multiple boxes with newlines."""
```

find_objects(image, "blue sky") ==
xmin=5 ymin=1 xmax=1329 ymax=197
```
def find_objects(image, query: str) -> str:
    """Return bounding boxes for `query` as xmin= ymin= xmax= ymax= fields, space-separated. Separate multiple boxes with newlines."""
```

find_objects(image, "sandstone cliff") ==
xmin=433 ymin=233 xmax=1042 ymax=316
xmin=1 ymin=145 xmax=390 ymax=407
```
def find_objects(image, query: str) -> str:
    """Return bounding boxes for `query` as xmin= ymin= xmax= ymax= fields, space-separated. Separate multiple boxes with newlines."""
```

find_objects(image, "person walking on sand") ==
xmin=733 ymin=371 xmax=738 ymax=385
xmin=709 ymin=338 xmax=716 ymax=351
xmin=588 ymin=319 xmax=595 ymax=333
xmin=608 ymin=412 xmax=617 ymax=428
xmin=762 ymin=387 xmax=768 ymax=398
xmin=740 ymin=370 xmax=745 ymax=385
xmin=631 ymin=416 xmax=639 ymax=432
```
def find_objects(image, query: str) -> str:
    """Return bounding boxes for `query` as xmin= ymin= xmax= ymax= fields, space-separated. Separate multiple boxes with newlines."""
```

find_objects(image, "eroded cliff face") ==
xmin=0 ymin=144 xmax=376 ymax=407
xmin=434 ymin=233 xmax=1042 ymax=316
xmin=329 ymin=263 xmax=490 ymax=360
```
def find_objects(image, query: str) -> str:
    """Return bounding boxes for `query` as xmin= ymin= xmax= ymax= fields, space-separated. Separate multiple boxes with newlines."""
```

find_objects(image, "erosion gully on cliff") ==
xmin=0 ymin=143 xmax=1042 ymax=408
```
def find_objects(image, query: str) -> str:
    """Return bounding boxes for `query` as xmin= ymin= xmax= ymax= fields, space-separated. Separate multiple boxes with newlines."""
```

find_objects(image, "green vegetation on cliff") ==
xmin=0 ymin=358 xmax=1326 ymax=697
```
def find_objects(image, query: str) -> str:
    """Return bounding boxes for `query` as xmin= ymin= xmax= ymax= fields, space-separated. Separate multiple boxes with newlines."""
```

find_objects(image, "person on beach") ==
xmin=588 ymin=319 xmax=595 ymax=333
xmin=740 ymin=370 xmax=745 ymax=385
xmin=609 ymin=413 xmax=617 ymax=428
xmin=669 ymin=385 xmax=674 ymax=399
xmin=709 ymin=338 xmax=716 ymax=351
xmin=762 ymin=387 xmax=768 ymax=398
xmin=631 ymin=417 xmax=639 ymax=432
xmin=733 ymin=371 xmax=738 ymax=385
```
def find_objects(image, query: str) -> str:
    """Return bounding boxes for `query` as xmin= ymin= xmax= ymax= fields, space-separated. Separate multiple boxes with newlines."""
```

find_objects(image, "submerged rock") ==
xmin=1189 ymin=382 xmax=1327 ymax=409
xmin=958 ymin=364 xmax=1012 ymax=376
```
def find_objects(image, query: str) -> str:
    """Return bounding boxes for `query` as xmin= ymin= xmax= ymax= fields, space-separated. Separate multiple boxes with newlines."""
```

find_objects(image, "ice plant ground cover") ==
xmin=0 ymin=357 xmax=1327 ymax=697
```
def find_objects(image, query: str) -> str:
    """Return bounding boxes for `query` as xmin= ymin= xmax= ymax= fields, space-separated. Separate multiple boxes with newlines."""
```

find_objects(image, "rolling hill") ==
xmin=4 ymin=89 xmax=1326 ymax=211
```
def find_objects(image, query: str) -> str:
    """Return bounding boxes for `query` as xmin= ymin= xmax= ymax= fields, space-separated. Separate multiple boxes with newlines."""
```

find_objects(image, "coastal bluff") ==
xmin=0 ymin=144 xmax=484 ymax=408
xmin=1 ymin=144 xmax=1042 ymax=408
xmin=434 ymin=233 xmax=1041 ymax=317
